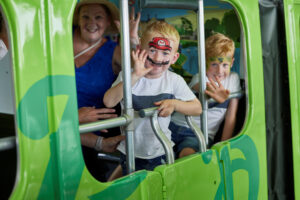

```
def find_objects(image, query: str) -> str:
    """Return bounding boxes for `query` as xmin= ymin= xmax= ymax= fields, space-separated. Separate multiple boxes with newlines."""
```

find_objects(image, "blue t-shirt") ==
xmin=75 ymin=38 xmax=118 ymax=108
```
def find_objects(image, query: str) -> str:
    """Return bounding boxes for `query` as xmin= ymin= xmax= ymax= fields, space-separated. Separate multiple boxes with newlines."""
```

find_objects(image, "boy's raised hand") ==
xmin=132 ymin=49 xmax=151 ymax=78
xmin=205 ymin=76 xmax=230 ymax=103
xmin=154 ymin=99 xmax=176 ymax=117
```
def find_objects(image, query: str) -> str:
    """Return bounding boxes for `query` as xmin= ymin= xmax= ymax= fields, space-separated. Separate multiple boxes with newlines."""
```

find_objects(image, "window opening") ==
xmin=0 ymin=8 xmax=17 ymax=200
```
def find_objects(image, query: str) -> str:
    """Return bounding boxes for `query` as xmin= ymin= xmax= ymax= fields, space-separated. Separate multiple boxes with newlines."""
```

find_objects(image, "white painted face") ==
xmin=206 ymin=55 xmax=234 ymax=81
xmin=78 ymin=4 xmax=111 ymax=44
xmin=141 ymin=33 xmax=179 ymax=79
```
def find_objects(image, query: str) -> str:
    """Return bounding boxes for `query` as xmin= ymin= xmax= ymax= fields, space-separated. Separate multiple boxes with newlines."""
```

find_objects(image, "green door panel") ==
xmin=283 ymin=1 xmax=300 ymax=199
xmin=76 ymin=170 xmax=163 ymax=200
xmin=154 ymin=150 xmax=222 ymax=200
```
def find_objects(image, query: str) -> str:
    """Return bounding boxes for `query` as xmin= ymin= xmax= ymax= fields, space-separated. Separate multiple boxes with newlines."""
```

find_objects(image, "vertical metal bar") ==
xmin=120 ymin=0 xmax=135 ymax=174
xmin=197 ymin=0 xmax=208 ymax=145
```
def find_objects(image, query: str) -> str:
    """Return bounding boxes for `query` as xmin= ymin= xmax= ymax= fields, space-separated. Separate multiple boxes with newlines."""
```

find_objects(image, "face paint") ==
xmin=148 ymin=37 xmax=172 ymax=51
xmin=147 ymin=56 xmax=169 ymax=66
xmin=209 ymin=56 xmax=232 ymax=63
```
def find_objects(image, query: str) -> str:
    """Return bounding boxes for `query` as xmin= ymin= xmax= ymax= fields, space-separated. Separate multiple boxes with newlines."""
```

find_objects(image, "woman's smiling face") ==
xmin=78 ymin=4 xmax=111 ymax=44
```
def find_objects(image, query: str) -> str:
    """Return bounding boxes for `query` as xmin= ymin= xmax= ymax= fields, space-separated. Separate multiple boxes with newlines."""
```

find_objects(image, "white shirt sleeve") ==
xmin=189 ymin=73 xmax=199 ymax=88
xmin=111 ymin=71 xmax=123 ymax=87
xmin=229 ymin=72 xmax=241 ymax=93
xmin=173 ymin=74 xmax=196 ymax=101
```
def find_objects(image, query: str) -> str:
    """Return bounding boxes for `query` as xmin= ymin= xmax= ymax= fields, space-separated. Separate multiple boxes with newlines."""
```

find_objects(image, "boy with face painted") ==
xmin=170 ymin=33 xmax=241 ymax=157
xmin=104 ymin=21 xmax=202 ymax=174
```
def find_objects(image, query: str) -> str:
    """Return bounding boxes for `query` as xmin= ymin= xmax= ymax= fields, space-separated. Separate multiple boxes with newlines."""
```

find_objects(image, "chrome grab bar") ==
xmin=140 ymin=0 xmax=198 ymax=10
xmin=139 ymin=107 xmax=175 ymax=164
xmin=79 ymin=115 xmax=131 ymax=134
xmin=150 ymin=110 xmax=175 ymax=164
xmin=185 ymin=116 xmax=206 ymax=152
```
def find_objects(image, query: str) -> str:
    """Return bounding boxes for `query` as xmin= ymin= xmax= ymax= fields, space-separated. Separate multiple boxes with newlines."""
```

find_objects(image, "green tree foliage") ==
xmin=222 ymin=10 xmax=240 ymax=47
xmin=180 ymin=17 xmax=193 ymax=35
xmin=204 ymin=18 xmax=225 ymax=38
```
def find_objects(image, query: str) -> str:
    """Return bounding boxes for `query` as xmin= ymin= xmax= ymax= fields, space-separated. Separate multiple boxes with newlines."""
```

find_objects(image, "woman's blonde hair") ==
xmin=205 ymin=33 xmax=235 ymax=62
xmin=141 ymin=20 xmax=180 ymax=51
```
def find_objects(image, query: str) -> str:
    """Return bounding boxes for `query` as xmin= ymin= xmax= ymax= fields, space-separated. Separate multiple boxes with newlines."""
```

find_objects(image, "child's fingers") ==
xmin=138 ymin=49 xmax=146 ymax=59
xmin=141 ymin=52 xmax=148 ymax=63
xmin=215 ymin=76 xmax=224 ymax=89
xmin=205 ymin=89 xmax=213 ymax=97
xmin=206 ymin=82 xmax=215 ymax=92
xmin=154 ymin=101 xmax=162 ymax=106
xmin=208 ymin=77 xmax=218 ymax=89
xmin=131 ymin=50 xmax=136 ymax=58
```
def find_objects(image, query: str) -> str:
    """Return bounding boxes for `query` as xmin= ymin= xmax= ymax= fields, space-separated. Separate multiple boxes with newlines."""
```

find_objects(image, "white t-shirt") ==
xmin=171 ymin=72 xmax=241 ymax=140
xmin=114 ymin=70 xmax=196 ymax=159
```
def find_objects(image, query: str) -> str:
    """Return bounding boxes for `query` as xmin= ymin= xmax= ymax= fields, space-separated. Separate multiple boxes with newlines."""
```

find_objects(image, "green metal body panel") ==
xmin=284 ymin=0 xmax=300 ymax=199
xmin=0 ymin=0 xmax=269 ymax=199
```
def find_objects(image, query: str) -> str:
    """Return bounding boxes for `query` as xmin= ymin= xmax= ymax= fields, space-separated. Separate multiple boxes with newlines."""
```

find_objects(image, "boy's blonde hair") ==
xmin=141 ymin=20 xmax=180 ymax=52
xmin=205 ymin=33 xmax=235 ymax=63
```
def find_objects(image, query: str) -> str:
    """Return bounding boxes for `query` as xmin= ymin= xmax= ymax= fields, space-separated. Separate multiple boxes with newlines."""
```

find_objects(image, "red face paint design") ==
xmin=148 ymin=37 xmax=172 ymax=51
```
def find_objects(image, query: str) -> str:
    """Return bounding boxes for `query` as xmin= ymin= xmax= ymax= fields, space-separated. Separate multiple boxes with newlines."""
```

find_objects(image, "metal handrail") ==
xmin=139 ymin=107 xmax=207 ymax=156
xmin=79 ymin=115 xmax=130 ymax=134
xmin=140 ymin=0 xmax=198 ymax=10
xmin=150 ymin=110 xmax=175 ymax=164
xmin=139 ymin=107 xmax=175 ymax=164
xmin=185 ymin=116 xmax=206 ymax=152
xmin=207 ymin=91 xmax=244 ymax=104
xmin=0 ymin=136 xmax=16 ymax=151
xmin=138 ymin=107 xmax=159 ymax=118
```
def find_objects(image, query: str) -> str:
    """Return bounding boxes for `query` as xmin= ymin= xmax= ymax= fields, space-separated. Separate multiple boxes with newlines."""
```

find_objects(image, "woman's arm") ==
xmin=112 ymin=7 xmax=141 ymax=75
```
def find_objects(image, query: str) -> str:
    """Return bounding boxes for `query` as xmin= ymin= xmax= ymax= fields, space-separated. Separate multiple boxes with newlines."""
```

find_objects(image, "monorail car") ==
xmin=0 ymin=0 xmax=299 ymax=199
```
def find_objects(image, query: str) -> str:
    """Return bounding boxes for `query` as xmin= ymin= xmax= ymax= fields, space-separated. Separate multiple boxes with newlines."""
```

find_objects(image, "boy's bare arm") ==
xmin=154 ymin=98 xmax=202 ymax=117
xmin=103 ymin=82 xmax=124 ymax=108
xmin=104 ymin=49 xmax=150 ymax=108
xmin=221 ymin=98 xmax=239 ymax=141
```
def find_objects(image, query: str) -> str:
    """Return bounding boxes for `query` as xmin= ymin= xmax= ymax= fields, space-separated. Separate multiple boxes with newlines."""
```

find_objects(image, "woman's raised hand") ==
xmin=114 ymin=7 xmax=141 ymax=45
xmin=129 ymin=7 xmax=141 ymax=45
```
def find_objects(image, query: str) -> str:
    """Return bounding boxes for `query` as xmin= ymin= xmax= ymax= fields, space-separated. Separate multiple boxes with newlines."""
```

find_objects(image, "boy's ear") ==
xmin=170 ymin=52 xmax=180 ymax=64
xmin=230 ymin=58 xmax=235 ymax=68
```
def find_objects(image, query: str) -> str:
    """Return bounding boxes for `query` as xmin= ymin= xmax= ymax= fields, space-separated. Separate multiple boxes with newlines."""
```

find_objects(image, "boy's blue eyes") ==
xmin=211 ymin=63 xmax=229 ymax=68
xmin=149 ymin=49 xmax=170 ymax=56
